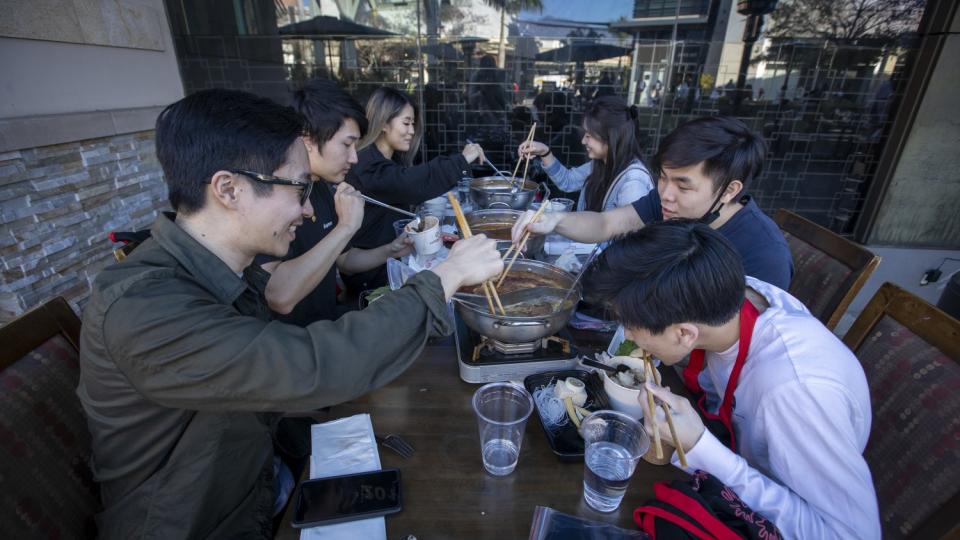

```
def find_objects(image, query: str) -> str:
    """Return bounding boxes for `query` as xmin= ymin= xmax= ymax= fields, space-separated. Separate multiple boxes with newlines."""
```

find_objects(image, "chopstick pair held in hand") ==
xmin=447 ymin=193 xmax=505 ymax=316
xmin=511 ymin=123 xmax=537 ymax=182
xmin=497 ymin=200 xmax=549 ymax=288
xmin=642 ymin=356 xmax=689 ymax=468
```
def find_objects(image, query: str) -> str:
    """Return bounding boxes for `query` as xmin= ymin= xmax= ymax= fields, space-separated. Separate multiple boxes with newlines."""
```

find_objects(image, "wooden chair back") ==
xmin=843 ymin=282 xmax=960 ymax=539
xmin=0 ymin=297 xmax=99 ymax=539
xmin=775 ymin=209 xmax=880 ymax=329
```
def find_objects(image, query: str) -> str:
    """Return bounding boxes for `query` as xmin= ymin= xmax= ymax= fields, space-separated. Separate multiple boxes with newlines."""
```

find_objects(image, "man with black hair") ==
xmin=260 ymin=78 xmax=414 ymax=324
xmin=77 ymin=88 xmax=502 ymax=538
xmin=513 ymin=116 xmax=792 ymax=289
xmin=589 ymin=220 xmax=879 ymax=539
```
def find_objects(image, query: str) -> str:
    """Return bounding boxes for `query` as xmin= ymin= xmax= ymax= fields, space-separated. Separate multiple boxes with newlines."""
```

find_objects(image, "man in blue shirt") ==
xmin=513 ymin=116 xmax=793 ymax=289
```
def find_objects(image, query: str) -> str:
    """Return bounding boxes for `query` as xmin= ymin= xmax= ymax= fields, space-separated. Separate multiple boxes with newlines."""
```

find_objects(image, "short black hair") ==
xmin=155 ymin=89 xmax=303 ymax=214
xmin=291 ymin=78 xmax=367 ymax=147
xmin=651 ymin=116 xmax=765 ymax=193
xmin=587 ymin=220 xmax=745 ymax=334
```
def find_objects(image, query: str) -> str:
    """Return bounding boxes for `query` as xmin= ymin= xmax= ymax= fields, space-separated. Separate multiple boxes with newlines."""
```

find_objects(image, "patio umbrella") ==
xmin=278 ymin=15 xmax=397 ymax=39
xmin=535 ymin=43 xmax=631 ymax=63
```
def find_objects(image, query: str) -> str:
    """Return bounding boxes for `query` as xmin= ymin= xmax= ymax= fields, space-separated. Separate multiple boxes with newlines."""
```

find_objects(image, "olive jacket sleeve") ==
xmin=100 ymin=271 xmax=452 ymax=412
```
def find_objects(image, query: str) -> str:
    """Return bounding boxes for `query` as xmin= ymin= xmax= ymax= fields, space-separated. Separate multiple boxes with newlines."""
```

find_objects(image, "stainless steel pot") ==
xmin=455 ymin=259 xmax=581 ymax=344
xmin=469 ymin=177 xmax=538 ymax=210
xmin=464 ymin=209 xmax=544 ymax=256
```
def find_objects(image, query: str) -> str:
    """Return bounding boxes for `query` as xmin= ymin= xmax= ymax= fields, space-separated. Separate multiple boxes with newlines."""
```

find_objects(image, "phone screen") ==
xmin=292 ymin=469 xmax=402 ymax=528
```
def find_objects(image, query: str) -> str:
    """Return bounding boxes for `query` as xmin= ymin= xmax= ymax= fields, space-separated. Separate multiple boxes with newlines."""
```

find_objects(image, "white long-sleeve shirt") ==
xmin=673 ymin=277 xmax=880 ymax=540
xmin=542 ymin=158 xmax=652 ymax=211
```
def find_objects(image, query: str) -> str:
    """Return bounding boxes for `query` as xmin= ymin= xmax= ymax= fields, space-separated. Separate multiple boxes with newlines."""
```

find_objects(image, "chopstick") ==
xmin=644 ymin=356 xmax=663 ymax=460
xmin=520 ymin=123 xmax=537 ymax=184
xmin=511 ymin=123 xmax=537 ymax=183
xmin=645 ymin=354 xmax=688 ymax=468
xmin=496 ymin=200 xmax=549 ymax=288
xmin=447 ymin=193 xmax=506 ymax=316
xmin=322 ymin=180 xmax=418 ymax=218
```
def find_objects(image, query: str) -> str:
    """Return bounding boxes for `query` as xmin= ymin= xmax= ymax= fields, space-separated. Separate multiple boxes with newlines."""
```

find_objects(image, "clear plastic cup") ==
xmin=531 ymin=198 xmax=575 ymax=213
xmin=579 ymin=410 xmax=650 ymax=512
xmin=472 ymin=382 xmax=534 ymax=476
xmin=550 ymin=198 xmax=574 ymax=212
xmin=457 ymin=178 xmax=474 ymax=212
xmin=393 ymin=219 xmax=413 ymax=238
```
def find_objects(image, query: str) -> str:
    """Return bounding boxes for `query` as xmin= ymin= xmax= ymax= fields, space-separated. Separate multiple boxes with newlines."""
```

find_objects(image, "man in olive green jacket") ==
xmin=77 ymin=89 xmax=501 ymax=538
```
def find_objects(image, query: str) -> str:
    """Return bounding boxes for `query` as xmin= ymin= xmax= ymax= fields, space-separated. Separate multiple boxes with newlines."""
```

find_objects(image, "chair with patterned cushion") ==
xmin=843 ymin=282 xmax=960 ymax=539
xmin=0 ymin=297 xmax=99 ymax=539
xmin=775 ymin=209 xmax=880 ymax=330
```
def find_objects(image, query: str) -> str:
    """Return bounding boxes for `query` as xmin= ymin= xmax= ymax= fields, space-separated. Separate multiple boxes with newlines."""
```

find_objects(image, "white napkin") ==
xmin=300 ymin=414 xmax=386 ymax=540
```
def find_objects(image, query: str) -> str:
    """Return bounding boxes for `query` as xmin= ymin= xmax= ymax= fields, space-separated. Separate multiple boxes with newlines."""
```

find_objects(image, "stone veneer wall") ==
xmin=0 ymin=131 xmax=168 ymax=320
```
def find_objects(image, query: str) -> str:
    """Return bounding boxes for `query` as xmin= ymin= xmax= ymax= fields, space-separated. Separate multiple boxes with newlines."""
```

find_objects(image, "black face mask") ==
xmin=698 ymin=182 xmax=730 ymax=225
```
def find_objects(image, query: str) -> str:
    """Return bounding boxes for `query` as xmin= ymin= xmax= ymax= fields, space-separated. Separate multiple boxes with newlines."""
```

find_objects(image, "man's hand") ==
xmin=510 ymin=209 xmax=564 ymax=244
xmin=639 ymin=383 xmax=705 ymax=455
xmin=333 ymin=182 xmax=365 ymax=233
xmin=430 ymin=235 xmax=503 ymax=300
xmin=461 ymin=143 xmax=486 ymax=164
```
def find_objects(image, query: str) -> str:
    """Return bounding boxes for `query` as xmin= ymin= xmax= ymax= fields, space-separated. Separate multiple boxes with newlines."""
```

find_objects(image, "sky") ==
xmin=519 ymin=0 xmax=634 ymax=24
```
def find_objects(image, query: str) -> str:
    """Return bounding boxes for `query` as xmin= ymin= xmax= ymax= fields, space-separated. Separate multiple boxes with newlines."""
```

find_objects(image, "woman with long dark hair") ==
xmin=342 ymin=86 xmax=485 ymax=292
xmin=519 ymin=95 xmax=652 ymax=212
xmin=348 ymin=86 xmax=484 ymax=201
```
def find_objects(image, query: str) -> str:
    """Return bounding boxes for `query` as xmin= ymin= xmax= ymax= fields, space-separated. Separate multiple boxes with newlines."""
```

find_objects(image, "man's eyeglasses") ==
xmin=227 ymin=169 xmax=312 ymax=207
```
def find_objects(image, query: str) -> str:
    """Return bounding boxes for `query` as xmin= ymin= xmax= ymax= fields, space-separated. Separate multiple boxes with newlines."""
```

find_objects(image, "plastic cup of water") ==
xmin=472 ymin=382 xmax=534 ymax=476
xmin=579 ymin=410 xmax=650 ymax=512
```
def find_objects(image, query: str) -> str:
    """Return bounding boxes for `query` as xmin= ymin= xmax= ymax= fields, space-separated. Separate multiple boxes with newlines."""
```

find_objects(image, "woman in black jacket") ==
xmin=343 ymin=87 xmax=485 ymax=292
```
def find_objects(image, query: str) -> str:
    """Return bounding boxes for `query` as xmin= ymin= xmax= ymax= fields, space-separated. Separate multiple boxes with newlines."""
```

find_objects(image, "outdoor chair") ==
xmin=775 ymin=209 xmax=880 ymax=329
xmin=0 ymin=297 xmax=99 ymax=539
xmin=843 ymin=282 xmax=960 ymax=539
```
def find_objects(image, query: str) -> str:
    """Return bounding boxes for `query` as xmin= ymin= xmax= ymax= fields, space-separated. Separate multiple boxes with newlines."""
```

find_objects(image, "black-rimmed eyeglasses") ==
xmin=227 ymin=169 xmax=313 ymax=207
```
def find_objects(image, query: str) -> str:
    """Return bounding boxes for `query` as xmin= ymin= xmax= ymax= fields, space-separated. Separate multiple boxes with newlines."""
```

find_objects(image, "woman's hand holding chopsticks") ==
xmin=509 ymin=209 xmax=563 ymax=246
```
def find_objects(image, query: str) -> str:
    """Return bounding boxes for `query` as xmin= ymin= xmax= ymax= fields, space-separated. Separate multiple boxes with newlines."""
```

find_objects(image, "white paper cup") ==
xmin=405 ymin=215 xmax=442 ymax=256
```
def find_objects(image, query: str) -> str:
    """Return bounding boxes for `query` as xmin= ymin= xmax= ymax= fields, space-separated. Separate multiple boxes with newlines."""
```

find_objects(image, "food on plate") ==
xmin=554 ymin=377 xmax=588 ymax=428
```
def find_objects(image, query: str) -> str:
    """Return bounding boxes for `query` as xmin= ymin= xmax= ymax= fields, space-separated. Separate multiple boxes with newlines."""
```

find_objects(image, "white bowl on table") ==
xmin=599 ymin=355 xmax=648 ymax=421
xmin=597 ymin=326 xmax=662 ymax=421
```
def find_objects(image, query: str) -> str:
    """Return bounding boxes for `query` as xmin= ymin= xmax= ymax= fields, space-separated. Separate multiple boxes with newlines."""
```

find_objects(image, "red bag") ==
xmin=634 ymin=470 xmax=782 ymax=540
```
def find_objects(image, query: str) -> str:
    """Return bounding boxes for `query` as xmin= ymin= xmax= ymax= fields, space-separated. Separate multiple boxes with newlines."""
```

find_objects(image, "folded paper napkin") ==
xmin=301 ymin=414 xmax=385 ymax=540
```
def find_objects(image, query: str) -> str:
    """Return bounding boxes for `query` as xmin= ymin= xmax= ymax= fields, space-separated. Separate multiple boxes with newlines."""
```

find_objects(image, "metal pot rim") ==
xmin=454 ymin=260 xmax=580 ymax=320
xmin=469 ymin=177 xmax=539 ymax=192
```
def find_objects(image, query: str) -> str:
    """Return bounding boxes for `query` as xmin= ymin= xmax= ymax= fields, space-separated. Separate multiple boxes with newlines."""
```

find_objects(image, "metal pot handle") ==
xmin=488 ymin=201 xmax=512 ymax=209
xmin=493 ymin=319 xmax=549 ymax=328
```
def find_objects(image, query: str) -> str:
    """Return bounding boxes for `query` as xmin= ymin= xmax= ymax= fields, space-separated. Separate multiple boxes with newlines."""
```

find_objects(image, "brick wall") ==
xmin=0 ymin=131 xmax=168 ymax=321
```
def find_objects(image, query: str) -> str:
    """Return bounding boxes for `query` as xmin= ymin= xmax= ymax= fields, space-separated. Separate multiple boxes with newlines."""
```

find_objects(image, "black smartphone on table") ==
xmin=291 ymin=468 xmax=402 ymax=528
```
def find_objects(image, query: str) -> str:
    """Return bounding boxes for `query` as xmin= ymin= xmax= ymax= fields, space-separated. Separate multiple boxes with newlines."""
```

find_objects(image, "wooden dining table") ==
xmin=279 ymin=339 xmax=688 ymax=539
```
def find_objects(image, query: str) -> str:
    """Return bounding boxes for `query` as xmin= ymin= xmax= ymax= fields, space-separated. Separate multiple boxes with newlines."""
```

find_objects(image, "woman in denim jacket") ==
xmin=520 ymin=95 xmax=653 ymax=212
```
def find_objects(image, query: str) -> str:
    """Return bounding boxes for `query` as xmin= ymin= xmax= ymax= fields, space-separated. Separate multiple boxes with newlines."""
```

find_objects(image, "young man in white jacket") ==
xmin=588 ymin=219 xmax=880 ymax=539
